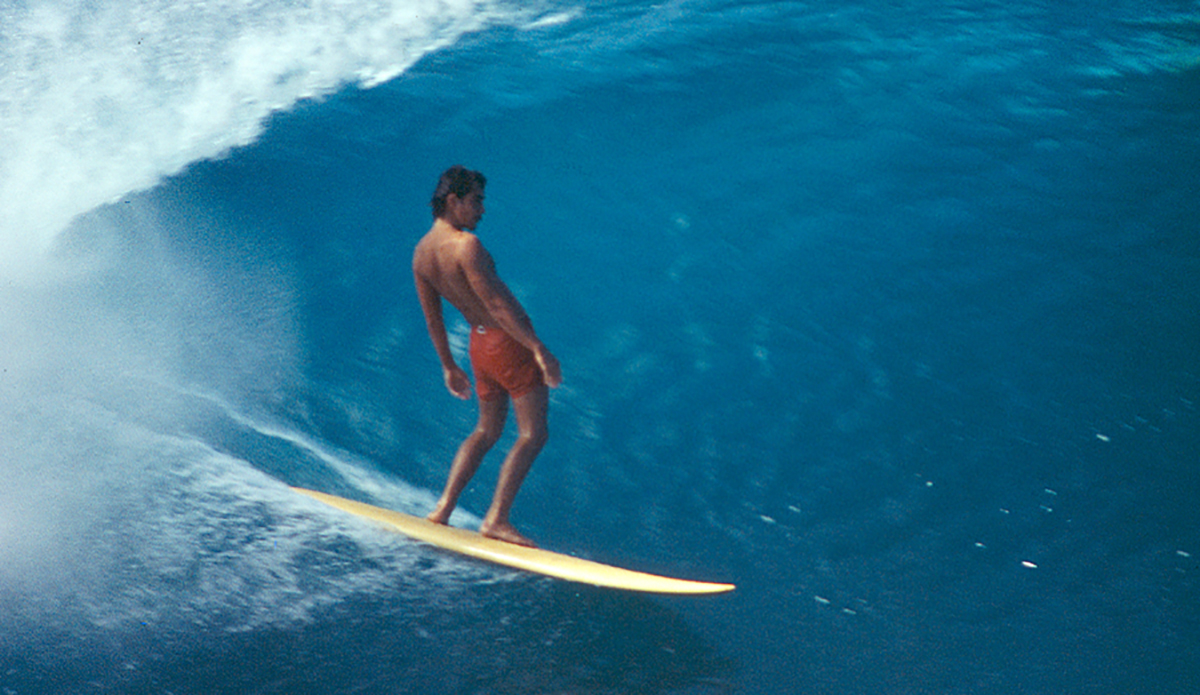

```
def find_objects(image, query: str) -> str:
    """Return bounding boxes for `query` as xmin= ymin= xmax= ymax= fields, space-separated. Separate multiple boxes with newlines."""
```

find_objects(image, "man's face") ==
xmin=447 ymin=186 xmax=485 ymax=230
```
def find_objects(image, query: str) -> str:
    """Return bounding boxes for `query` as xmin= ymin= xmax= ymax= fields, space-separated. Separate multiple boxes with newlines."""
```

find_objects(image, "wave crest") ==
xmin=0 ymin=0 xmax=511 ymax=276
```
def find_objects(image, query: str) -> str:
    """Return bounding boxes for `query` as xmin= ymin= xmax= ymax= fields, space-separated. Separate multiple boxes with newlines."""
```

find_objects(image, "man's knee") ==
xmin=473 ymin=421 xmax=505 ymax=447
xmin=519 ymin=423 xmax=548 ymax=450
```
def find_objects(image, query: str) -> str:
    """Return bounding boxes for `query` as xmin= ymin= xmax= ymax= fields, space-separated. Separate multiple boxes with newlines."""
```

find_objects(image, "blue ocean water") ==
xmin=2 ymin=1 xmax=1199 ymax=693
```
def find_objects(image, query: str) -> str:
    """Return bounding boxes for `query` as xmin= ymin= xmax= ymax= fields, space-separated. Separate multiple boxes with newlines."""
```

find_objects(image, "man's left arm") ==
xmin=461 ymin=239 xmax=561 ymax=388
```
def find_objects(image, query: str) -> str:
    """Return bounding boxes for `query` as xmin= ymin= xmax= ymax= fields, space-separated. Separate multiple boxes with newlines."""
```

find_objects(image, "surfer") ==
xmin=413 ymin=165 xmax=562 ymax=548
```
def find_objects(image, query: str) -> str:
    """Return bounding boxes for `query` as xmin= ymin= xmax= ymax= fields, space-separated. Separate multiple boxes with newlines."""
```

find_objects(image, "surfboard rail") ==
xmin=292 ymin=487 xmax=735 ymax=595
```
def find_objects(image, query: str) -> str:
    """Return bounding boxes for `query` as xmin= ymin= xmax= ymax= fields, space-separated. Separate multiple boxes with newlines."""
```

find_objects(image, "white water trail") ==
xmin=0 ymin=0 xmax=546 ymax=637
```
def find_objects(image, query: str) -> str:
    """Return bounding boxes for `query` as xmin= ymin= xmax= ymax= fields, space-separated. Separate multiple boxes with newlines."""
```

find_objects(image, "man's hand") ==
xmin=534 ymin=347 xmax=562 ymax=388
xmin=444 ymin=365 xmax=472 ymax=399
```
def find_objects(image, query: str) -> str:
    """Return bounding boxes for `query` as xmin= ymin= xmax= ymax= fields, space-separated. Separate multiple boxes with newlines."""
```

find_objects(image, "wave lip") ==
xmin=0 ymin=0 xmax=514 ymax=275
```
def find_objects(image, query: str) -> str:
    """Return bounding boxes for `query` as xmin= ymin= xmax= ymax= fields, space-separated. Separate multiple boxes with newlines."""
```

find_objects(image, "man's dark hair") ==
xmin=431 ymin=165 xmax=487 ymax=219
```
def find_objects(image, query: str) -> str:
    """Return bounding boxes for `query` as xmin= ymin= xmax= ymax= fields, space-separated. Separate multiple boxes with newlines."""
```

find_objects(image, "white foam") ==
xmin=178 ymin=386 xmax=455 ymax=518
xmin=0 ymin=0 xmax=514 ymax=279
xmin=523 ymin=9 xmax=581 ymax=31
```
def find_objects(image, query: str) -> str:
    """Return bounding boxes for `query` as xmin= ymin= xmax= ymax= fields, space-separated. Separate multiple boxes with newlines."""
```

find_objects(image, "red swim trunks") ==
xmin=469 ymin=326 xmax=543 ymax=401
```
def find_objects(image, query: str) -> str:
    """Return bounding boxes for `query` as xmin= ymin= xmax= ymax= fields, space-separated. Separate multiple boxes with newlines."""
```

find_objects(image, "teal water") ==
xmin=2 ymin=1 xmax=1198 ymax=693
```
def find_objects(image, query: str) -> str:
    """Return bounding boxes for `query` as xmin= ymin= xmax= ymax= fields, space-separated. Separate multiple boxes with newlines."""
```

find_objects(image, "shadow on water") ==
xmin=2 ymin=580 xmax=734 ymax=695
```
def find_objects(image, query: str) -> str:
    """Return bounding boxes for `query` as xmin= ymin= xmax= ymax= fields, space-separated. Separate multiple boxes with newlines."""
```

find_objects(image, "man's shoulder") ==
xmin=414 ymin=228 xmax=488 ymax=271
xmin=421 ymin=224 xmax=482 ymax=247
xmin=449 ymin=231 xmax=487 ymax=260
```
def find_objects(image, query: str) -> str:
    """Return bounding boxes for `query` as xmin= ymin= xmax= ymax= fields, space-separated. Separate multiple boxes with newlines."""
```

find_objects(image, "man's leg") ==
xmin=427 ymin=395 xmax=508 ymax=524
xmin=479 ymin=385 xmax=549 ymax=547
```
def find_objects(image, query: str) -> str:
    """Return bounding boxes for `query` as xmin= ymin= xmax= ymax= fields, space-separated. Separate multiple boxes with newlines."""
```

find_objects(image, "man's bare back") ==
xmin=413 ymin=166 xmax=560 ymax=547
xmin=412 ymin=229 xmax=490 ymax=325
xmin=413 ymin=225 xmax=529 ymax=332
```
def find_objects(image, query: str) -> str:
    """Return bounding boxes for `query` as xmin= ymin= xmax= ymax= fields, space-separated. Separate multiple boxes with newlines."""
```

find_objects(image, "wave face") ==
xmin=2 ymin=1 xmax=1199 ymax=693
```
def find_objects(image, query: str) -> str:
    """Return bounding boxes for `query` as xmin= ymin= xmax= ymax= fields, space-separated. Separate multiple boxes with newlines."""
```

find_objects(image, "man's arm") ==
xmin=414 ymin=269 xmax=472 ymax=399
xmin=461 ymin=237 xmax=562 ymax=387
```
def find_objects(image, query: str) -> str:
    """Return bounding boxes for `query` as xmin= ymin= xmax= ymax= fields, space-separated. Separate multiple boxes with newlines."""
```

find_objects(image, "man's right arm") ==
xmin=414 ymin=266 xmax=472 ymax=399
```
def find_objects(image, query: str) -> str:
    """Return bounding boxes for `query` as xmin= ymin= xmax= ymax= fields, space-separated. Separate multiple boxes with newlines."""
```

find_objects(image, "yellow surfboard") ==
xmin=292 ymin=487 xmax=735 ymax=595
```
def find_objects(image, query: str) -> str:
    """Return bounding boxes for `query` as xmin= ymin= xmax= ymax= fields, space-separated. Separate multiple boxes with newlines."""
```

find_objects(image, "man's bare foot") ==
xmin=426 ymin=504 xmax=452 ymax=525
xmin=479 ymin=521 xmax=537 ymax=548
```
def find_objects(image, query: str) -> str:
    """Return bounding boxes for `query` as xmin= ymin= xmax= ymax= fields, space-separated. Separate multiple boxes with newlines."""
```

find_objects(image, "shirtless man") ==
xmin=412 ymin=166 xmax=562 ymax=547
